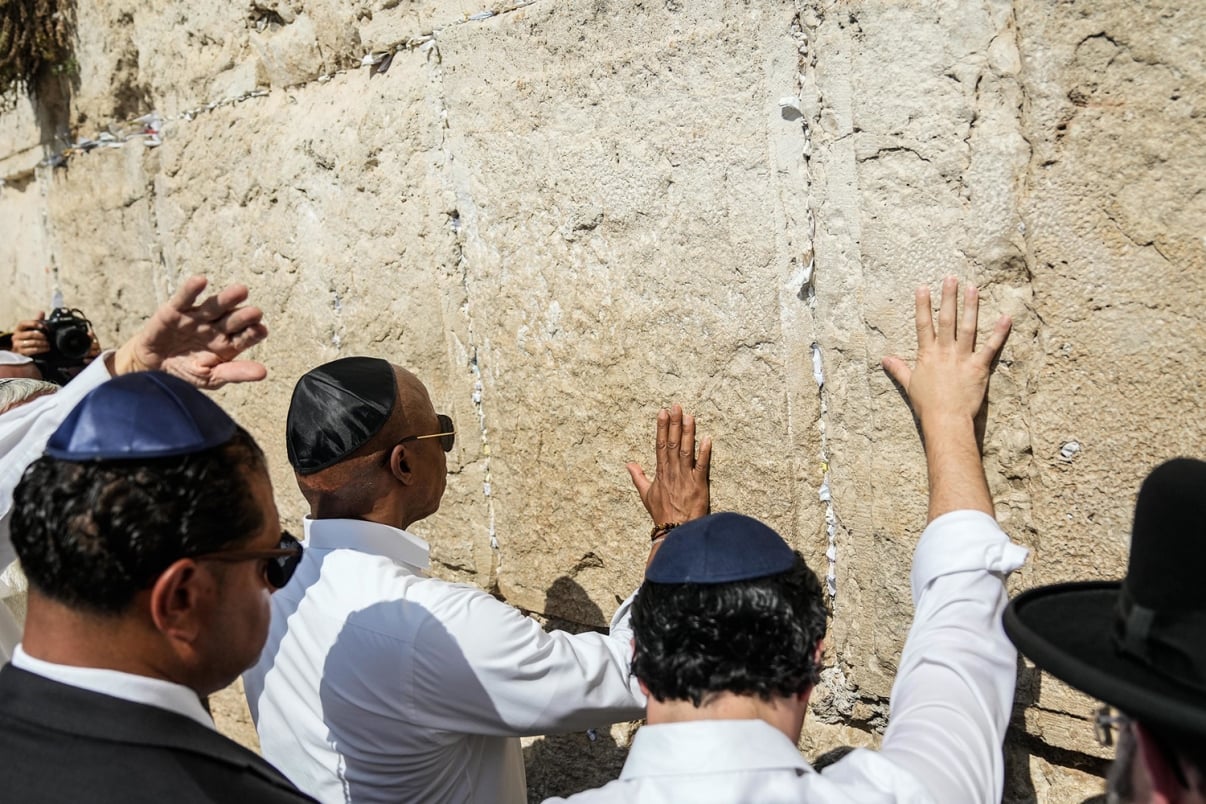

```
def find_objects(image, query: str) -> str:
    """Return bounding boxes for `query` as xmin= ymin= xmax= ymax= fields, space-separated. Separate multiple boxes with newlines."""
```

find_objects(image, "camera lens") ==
xmin=54 ymin=326 xmax=92 ymax=360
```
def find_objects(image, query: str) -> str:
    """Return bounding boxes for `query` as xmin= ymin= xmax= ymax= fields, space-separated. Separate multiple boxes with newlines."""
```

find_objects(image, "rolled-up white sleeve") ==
xmin=878 ymin=510 xmax=1029 ymax=804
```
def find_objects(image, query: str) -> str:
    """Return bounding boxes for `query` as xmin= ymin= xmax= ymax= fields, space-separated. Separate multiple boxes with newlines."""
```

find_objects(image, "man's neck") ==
xmin=645 ymin=690 xmax=809 ymax=743
xmin=21 ymin=595 xmax=175 ymax=682
xmin=309 ymin=494 xmax=418 ymax=530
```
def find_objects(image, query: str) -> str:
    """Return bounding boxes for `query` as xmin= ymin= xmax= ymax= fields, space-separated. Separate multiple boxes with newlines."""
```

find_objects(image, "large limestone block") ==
xmin=1011 ymin=0 xmax=1205 ymax=758
xmin=803 ymin=0 xmax=1038 ymax=710
xmin=434 ymin=0 xmax=825 ymax=620
xmin=139 ymin=51 xmax=496 ymax=584
xmin=0 ymin=175 xmax=55 ymax=325
xmin=3 ymin=1 xmax=1204 ymax=799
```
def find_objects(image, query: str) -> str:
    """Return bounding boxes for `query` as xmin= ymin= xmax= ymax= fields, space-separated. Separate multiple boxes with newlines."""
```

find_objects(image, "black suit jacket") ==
xmin=0 ymin=663 xmax=316 ymax=803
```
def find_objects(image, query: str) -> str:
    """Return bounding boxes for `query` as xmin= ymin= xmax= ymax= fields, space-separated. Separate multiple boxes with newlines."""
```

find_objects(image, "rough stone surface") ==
xmin=2 ymin=1 xmax=1204 ymax=801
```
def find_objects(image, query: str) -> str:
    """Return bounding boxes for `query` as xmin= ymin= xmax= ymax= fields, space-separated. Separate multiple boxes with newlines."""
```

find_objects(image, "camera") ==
xmin=34 ymin=308 xmax=93 ymax=385
xmin=44 ymin=308 xmax=93 ymax=362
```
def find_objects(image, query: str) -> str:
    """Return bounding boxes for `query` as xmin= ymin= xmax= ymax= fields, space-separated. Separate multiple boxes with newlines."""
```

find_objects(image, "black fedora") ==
xmin=1003 ymin=457 xmax=1206 ymax=737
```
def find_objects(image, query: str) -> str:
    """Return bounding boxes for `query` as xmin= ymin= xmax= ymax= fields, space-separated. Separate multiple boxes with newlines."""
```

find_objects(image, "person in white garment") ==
xmin=547 ymin=276 xmax=1025 ymax=804
xmin=1004 ymin=456 xmax=1206 ymax=803
xmin=0 ymin=275 xmax=269 ymax=661
xmin=244 ymin=356 xmax=712 ymax=804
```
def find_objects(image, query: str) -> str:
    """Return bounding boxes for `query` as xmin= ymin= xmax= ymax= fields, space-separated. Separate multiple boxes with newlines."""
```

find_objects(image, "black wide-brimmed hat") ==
xmin=1003 ymin=457 xmax=1206 ymax=737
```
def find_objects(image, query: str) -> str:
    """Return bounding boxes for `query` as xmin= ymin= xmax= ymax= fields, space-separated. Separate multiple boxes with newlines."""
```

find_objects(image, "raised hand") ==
xmin=112 ymin=275 xmax=269 ymax=389
xmin=883 ymin=277 xmax=1011 ymax=430
xmin=882 ymin=276 xmax=1011 ymax=520
xmin=626 ymin=403 xmax=712 ymax=527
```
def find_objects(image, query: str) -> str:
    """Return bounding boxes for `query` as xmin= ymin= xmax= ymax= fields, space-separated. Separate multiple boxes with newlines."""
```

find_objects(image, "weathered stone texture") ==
xmin=2 ymin=1 xmax=1204 ymax=800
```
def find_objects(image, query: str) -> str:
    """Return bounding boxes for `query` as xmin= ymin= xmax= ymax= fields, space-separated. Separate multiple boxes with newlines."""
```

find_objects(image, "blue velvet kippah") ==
xmin=286 ymin=356 xmax=397 ymax=475
xmin=645 ymin=512 xmax=797 ymax=584
xmin=45 ymin=371 xmax=237 ymax=461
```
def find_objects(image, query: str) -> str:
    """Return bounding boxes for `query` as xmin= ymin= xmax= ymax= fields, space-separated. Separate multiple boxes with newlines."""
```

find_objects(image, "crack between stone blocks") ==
xmin=33 ymin=164 xmax=62 ymax=299
xmin=428 ymin=43 xmax=500 ymax=578
xmin=793 ymin=2 xmax=839 ymax=609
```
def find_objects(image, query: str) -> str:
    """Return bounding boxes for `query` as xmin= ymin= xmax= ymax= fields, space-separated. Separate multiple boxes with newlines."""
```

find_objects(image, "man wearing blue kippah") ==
xmin=0 ymin=275 xmax=270 ymax=661
xmin=0 ymin=372 xmax=314 ymax=803
xmin=549 ymin=277 xmax=1026 ymax=803
xmin=245 ymin=358 xmax=712 ymax=804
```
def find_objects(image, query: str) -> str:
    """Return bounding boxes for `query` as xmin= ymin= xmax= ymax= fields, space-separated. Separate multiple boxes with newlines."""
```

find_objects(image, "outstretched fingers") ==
xmin=958 ymin=284 xmax=980 ymax=352
xmin=626 ymin=461 xmax=653 ymax=499
xmin=654 ymin=406 xmax=670 ymax=480
xmin=936 ymin=275 xmax=959 ymax=346
xmin=695 ymin=433 xmax=713 ymax=482
xmin=914 ymin=286 xmax=935 ymax=351
xmin=665 ymin=404 xmax=683 ymax=455
xmin=679 ymin=412 xmax=697 ymax=463
xmin=168 ymin=275 xmax=209 ymax=313
xmin=224 ymin=321 xmax=269 ymax=354
xmin=977 ymin=314 xmax=1013 ymax=366
xmin=208 ymin=359 xmax=268 ymax=388
xmin=881 ymin=355 xmax=912 ymax=391
xmin=192 ymin=282 xmax=250 ymax=323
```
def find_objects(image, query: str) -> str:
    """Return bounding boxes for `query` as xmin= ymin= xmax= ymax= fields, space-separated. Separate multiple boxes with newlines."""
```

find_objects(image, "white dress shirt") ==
xmin=547 ymin=510 xmax=1028 ymax=804
xmin=244 ymin=517 xmax=645 ymax=804
xmin=0 ymin=356 xmax=112 ymax=660
xmin=10 ymin=644 xmax=215 ymax=728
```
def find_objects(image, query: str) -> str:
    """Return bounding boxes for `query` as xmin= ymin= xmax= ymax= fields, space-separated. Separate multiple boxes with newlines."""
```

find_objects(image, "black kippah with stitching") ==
xmin=286 ymin=356 xmax=397 ymax=475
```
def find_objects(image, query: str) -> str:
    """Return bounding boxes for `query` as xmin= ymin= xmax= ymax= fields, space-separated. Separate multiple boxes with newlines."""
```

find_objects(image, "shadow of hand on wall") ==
xmin=522 ymin=575 xmax=634 ymax=803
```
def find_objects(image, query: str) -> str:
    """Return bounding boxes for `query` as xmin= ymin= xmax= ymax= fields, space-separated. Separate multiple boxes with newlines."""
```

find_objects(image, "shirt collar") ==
xmin=11 ymin=644 xmax=215 ymax=730
xmin=303 ymin=516 xmax=431 ymax=572
xmin=621 ymin=720 xmax=812 ymax=779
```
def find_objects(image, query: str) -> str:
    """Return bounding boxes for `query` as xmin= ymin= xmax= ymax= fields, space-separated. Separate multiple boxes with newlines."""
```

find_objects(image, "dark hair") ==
xmin=11 ymin=427 xmax=266 ymax=615
xmin=631 ymin=552 xmax=828 ymax=706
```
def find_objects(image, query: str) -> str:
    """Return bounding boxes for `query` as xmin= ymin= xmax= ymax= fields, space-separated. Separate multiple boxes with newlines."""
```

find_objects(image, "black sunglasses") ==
xmin=193 ymin=530 xmax=304 ymax=590
xmin=397 ymin=413 xmax=456 ymax=453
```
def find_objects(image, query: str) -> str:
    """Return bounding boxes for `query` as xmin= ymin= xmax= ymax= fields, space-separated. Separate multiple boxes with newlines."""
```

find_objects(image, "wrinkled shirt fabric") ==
xmin=245 ymin=517 xmax=645 ymax=804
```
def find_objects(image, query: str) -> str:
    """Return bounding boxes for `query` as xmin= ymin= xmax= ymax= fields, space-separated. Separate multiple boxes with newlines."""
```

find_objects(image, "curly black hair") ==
xmin=631 ymin=552 xmax=828 ymax=706
xmin=11 ymin=426 xmax=266 ymax=615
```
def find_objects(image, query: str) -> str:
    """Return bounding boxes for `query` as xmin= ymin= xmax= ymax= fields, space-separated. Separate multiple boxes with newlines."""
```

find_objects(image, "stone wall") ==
xmin=1 ymin=1 xmax=1202 ymax=800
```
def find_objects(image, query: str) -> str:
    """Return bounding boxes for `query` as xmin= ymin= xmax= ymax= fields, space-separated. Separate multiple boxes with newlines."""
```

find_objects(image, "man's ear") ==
xmin=148 ymin=559 xmax=208 ymax=643
xmin=798 ymin=640 xmax=825 ymax=704
xmin=389 ymin=443 xmax=415 ymax=485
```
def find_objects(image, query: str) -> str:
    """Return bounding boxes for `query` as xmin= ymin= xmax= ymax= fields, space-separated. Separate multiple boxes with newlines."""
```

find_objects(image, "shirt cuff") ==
xmin=909 ymin=510 xmax=1029 ymax=607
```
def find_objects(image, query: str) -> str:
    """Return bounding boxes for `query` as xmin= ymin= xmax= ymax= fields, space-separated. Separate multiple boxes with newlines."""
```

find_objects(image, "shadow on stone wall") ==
xmin=523 ymin=576 xmax=634 ymax=802
xmin=1005 ymin=657 xmax=1109 ymax=803
xmin=10 ymin=0 xmax=80 ymax=170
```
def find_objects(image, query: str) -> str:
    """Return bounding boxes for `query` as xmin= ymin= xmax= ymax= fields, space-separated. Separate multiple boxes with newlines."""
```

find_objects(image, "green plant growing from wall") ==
xmin=0 ymin=0 xmax=76 ymax=94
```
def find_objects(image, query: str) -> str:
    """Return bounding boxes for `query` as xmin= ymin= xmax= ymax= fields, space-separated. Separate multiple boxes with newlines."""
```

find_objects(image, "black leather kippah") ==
xmin=45 ymin=371 xmax=236 ymax=460
xmin=646 ymin=512 xmax=796 ymax=584
xmin=287 ymin=356 xmax=397 ymax=475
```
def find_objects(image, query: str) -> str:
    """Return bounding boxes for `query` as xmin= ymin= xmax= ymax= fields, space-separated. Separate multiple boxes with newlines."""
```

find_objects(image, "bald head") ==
xmin=294 ymin=363 xmax=447 ymax=527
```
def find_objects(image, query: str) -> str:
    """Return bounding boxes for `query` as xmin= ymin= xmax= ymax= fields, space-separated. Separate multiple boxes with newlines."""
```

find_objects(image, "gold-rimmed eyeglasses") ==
xmin=397 ymin=413 xmax=456 ymax=453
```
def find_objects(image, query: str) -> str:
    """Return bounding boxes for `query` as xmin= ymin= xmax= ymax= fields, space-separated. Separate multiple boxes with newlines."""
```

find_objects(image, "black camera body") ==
xmin=34 ymin=308 xmax=93 ymax=384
